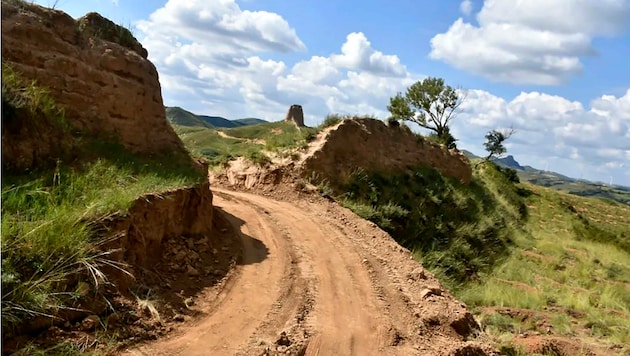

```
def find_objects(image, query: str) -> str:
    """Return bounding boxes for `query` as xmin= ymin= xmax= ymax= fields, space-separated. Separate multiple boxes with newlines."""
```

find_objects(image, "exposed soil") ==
xmin=122 ymin=187 xmax=496 ymax=356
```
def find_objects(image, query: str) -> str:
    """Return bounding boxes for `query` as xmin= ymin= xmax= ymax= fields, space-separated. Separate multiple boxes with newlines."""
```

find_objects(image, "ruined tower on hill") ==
xmin=284 ymin=104 xmax=305 ymax=127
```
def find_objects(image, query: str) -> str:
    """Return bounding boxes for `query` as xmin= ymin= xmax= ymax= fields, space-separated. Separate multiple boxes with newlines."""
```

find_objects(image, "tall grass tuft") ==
xmin=2 ymin=143 xmax=204 ymax=331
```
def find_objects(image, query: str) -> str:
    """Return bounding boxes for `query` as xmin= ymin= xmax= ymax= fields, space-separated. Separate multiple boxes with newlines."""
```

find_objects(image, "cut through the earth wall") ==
xmin=101 ymin=182 xmax=214 ymax=292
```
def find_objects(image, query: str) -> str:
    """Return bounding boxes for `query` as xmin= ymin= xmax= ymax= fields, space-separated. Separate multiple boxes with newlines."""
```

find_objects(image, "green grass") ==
xmin=174 ymin=125 xmax=261 ymax=166
xmin=336 ymin=157 xmax=630 ymax=350
xmin=2 ymin=145 xmax=204 ymax=331
xmin=2 ymin=66 xmax=205 ymax=335
xmin=174 ymin=121 xmax=318 ymax=167
xmin=2 ymin=63 xmax=69 ymax=132
xmin=458 ymin=183 xmax=630 ymax=347
xmin=224 ymin=121 xmax=318 ymax=151
xmin=318 ymin=113 xmax=347 ymax=129
xmin=518 ymin=170 xmax=630 ymax=206
xmin=339 ymin=161 xmax=526 ymax=285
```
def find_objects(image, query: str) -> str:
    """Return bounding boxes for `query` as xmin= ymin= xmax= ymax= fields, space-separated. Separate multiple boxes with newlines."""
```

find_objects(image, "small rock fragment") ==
xmin=80 ymin=315 xmax=100 ymax=331
xmin=186 ymin=265 xmax=200 ymax=277
xmin=420 ymin=287 xmax=442 ymax=299
xmin=407 ymin=267 xmax=427 ymax=281
xmin=276 ymin=331 xmax=291 ymax=346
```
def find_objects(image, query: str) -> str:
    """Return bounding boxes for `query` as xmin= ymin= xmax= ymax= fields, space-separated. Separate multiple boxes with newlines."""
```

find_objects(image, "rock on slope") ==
xmin=1 ymin=1 xmax=186 ymax=159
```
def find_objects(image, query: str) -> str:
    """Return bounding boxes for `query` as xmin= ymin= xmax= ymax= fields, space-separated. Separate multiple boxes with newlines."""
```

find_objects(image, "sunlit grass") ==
xmin=465 ymin=182 xmax=630 ymax=348
xmin=2 ymin=147 xmax=204 ymax=331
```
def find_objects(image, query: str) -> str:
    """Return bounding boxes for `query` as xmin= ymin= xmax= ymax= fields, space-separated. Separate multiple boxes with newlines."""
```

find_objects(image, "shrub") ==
xmin=340 ymin=164 xmax=525 ymax=285
xmin=319 ymin=114 xmax=344 ymax=128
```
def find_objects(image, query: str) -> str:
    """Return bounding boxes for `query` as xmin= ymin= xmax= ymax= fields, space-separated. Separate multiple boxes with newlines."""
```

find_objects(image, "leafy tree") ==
xmin=387 ymin=77 xmax=464 ymax=148
xmin=484 ymin=128 xmax=515 ymax=160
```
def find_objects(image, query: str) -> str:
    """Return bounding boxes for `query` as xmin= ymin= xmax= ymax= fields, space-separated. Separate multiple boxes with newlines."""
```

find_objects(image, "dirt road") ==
xmin=126 ymin=188 xmax=490 ymax=356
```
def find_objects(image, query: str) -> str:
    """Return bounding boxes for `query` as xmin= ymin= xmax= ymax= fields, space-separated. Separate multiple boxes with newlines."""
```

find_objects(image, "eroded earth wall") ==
xmin=1 ymin=2 xmax=186 ymax=158
xmin=303 ymin=118 xmax=472 ymax=187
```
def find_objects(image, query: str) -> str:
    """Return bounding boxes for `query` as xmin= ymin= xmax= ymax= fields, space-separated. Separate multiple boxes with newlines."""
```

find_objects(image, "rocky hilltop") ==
xmin=1 ymin=1 xmax=186 ymax=165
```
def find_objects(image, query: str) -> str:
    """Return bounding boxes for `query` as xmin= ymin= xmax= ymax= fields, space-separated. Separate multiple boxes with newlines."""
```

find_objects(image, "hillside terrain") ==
xmin=166 ymin=106 xmax=267 ymax=129
xmin=2 ymin=1 xmax=212 ymax=354
xmin=2 ymin=3 xmax=497 ymax=355
xmin=3 ymin=2 xmax=628 ymax=355
xmin=177 ymin=117 xmax=630 ymax=355
xmin=462 ymin=152 xmax=630 ymax=206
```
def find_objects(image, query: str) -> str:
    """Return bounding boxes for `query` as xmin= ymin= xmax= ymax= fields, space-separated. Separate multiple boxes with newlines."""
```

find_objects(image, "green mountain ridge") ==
xmin=461 ymin=151 xmax=630 ymax=205
xmin=165 ymin=106 xmax=267 ymax=128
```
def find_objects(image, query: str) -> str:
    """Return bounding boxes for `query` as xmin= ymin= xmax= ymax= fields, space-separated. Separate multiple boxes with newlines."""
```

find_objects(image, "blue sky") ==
xmin=36 ymin=0 xmax=630 ymax=185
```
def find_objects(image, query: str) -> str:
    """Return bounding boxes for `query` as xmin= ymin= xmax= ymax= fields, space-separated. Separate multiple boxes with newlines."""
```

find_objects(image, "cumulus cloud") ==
xmin=135 ymin=0 xmax=629 ymax=184
xmin=430 ymin=0 xmax=630 ymax=84
xmin=330 ymin=32 xmax=408 ymax=77
xmin=136 ymin=0 xmax=305 ymax=61
xmin=137 ymin=1 xmax=417 ymax=124
xmin=454 ymin=89 xmax=630 ymax=184
xmin=459 ymin=0 xmax=473 ymax=16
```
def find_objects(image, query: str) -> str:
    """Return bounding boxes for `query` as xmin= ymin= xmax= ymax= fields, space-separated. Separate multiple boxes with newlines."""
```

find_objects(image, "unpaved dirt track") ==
xmin=126 ymin=188 xmax=491 ymax=356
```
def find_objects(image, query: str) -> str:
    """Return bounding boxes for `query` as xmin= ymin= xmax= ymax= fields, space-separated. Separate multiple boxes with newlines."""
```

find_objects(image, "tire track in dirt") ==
xmin=220 ymin=189 xmax=403 ymax=355
xmin=126 ymin=192 xmax=296 ymax=355
xmin=125 ymin=188 xmax=492 ymax=355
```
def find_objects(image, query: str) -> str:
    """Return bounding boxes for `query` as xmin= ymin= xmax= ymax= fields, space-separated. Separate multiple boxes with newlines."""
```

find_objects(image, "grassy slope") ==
xmin=339 ymin=160 xmax=629 ymax=352
xmin=519 ymin=170 xmax=630 ymax=206
xmin=1 ymin=65 xmax=204 ymax=333
xmin=174 ymin=121 xmax=318 ymax=166
xmin=165 ymin=106 xmax=214 ymax=128
xmin=169 ymin=115 xmax=629 ymax=352
xmin=463 ymin=184 xmax=630 ymax=349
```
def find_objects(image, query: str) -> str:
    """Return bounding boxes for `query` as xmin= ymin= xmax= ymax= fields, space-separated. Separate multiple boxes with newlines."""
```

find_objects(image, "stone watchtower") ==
xmin=284 ymin=104 xmax=305 ymax=127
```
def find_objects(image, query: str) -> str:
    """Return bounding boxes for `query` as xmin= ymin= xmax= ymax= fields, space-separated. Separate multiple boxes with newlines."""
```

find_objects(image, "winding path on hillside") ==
xmin=124 ymin=188 xmax=486 ymax=356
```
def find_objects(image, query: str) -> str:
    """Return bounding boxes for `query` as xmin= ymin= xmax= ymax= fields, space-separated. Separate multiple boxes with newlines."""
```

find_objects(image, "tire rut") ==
xmin=124 ymin=188 xmax=493 ymax=356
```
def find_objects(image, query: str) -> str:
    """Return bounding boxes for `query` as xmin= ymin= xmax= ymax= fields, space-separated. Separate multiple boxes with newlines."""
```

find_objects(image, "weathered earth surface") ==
xmin=124 ymin=187 xmax=497 ymax=356
xmin=101 ymin=181 xmax=215 ymax=292
xmin=1 ymin=1 xmax=186 ymax=169
xmin=210 ymin=118 xmax=473 ymax=192
xmin=302 ymin=118 xmax=472 ymax=187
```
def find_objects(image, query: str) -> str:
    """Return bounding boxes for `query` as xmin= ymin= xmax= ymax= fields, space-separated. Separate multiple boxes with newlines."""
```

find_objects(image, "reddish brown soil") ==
xmin=122 ymin=187 xmax=496 ymax=356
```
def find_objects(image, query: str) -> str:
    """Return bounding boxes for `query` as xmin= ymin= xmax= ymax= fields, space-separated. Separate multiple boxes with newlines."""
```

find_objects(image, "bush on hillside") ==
xmin=340 ymin=163 xmax=526 ymax=285
xmin=320 ymin=114 xmax=345 ymax=128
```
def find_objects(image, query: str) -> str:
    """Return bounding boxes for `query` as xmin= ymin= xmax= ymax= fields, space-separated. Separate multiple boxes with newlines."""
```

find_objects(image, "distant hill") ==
xmin=233 ymin=118 xmax=268 ymax=126
xmin=165 ymin=107 xmax=214 ymax=128
xmin=165 ymin=106 xmax=268 ymax=128
xmin=461 ymin=151 xmax=630 ymax=206
xmin=494 ymin=155 xmax=524 ymax=170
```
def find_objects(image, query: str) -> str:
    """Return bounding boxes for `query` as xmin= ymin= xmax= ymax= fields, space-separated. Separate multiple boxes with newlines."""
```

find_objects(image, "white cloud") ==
xmin=430 ymin=0 xmax=630 ymax=84
xmin=460 ymin=0 xmax=473 ymax=16
xmin=137 ymin=2 xmax=417 ymax=123
xmin=136 ymin=0 xmax=305 ymax=60
xmin=330 ymin=32 xmax=408 ymax=77
xmin=454 ymin=88 xmax=630 ymax=184
xmin=136 ymin=0 xmax=629 ymax=185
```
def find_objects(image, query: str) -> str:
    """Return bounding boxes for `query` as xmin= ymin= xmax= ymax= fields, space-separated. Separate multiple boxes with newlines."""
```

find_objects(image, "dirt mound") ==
xmin=1 ymin=1 xmax=186 ymax=169
xmin=101 ymin=182 xmax=215 ymax=291
xmin=302 ymin=118 xmax=472 ymax=188
xmin=210 ymin=118 xmax=472 ymax=193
